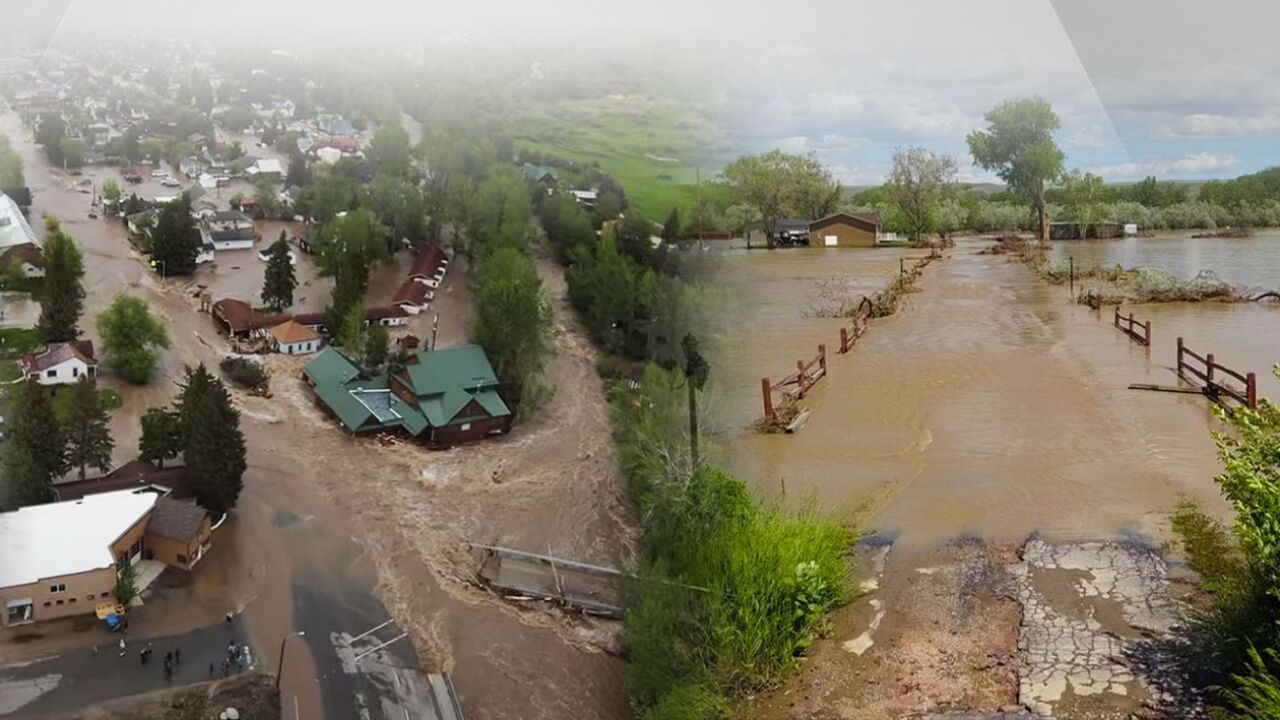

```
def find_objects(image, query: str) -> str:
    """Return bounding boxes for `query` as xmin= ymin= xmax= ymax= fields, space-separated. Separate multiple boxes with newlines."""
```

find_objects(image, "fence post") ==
xmin=840 ymin=327 xmax=849 ymax=353
xmin=1247 ymin=372 xmax=1257 ymax=410
xmin=1177 ymin=337 xmax=1184 ymax=375
xmin=1113 ymin=306 xmax=1120 ymax=328
xmin=1206 ymin=353 xmax=1216 ymax=386
xmin=818 ymin=344 xmax=826 ymax=373
xmin=796 ymin=360 xmax=807 ymax=397
xmin=761 ymin=378 xmax=774 ymax=420
xmin=1144 ymin=320 xmax=1152 ymax=347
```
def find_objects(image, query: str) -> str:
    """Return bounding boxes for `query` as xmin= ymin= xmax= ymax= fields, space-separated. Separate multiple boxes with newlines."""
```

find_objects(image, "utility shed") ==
xmin=809 ymin=212 xmax=882 ymax=247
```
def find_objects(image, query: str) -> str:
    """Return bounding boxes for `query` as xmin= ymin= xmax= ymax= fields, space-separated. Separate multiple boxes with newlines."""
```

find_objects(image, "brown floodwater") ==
xmin=709 ymin=237 xmax=1280 ymax=550
xmin=1049 ymin=229 xmax=1280 ymax=290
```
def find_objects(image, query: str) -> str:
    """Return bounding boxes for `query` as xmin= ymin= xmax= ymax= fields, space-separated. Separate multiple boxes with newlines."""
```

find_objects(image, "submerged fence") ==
xmin=1177 ymin=337 xmax=1257 ymax=410
xmin=1113 ymin=308 xmax=1152 ymax=346
xmin=760 ymin=345 xmax=827 ymax=423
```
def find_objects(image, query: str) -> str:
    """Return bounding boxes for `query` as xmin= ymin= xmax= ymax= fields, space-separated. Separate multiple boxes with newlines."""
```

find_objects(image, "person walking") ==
xmin=118 ymin=637 xmax=126 ymax=657
xmin=164 ymin=650 xmax=173 ymax=666
xmin=174 ymin=648 xmax=182 ymax=665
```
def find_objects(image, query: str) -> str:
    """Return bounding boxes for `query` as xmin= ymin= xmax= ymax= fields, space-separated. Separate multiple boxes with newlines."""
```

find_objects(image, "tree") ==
xmin=35 ymin=217 xmax=86 ymax=343
xmin=339 ymin=301 xmax=365 ymax=350
xmin=1061 ymin=171 xmax=1107 ymax=237
xmin=473 ymin=248 xmax=548 ymax=399
xmin=97 ymin=295 xmax=170 ymax=384
xmin=261 ymin=232 xmax=297 ymax=311
xmin=149 ymin=193 xmax=199 ymax=275
xmin=661 ymin=207 xmax=681 ymax=241
xmin=464 ymin=167 xmax=532 ymax=258
xmin=366 ymin=125 xmax=413 ymax=178
xmin=3 ymin=446 xmax=55 ymax=508
xmin=286 ymin=152 xmax=312 ymax=188
xmin=252 ymin=175 xmax=281 ymax=219
xmin=177 ymin=364 xmax=246 ymax=515
xmin=63 ymin=377 xmax=114 ymax=481
xmin=326 ymin=261 xmax=366 ymax=338
xmin=123 ymin=127 xmax=141 ymax=163
xmin=114 ymin=559 xmax=137 ymax=605
xmin=0 ymin=134 xmax=24 ymax=187
xmin=101 ymin=178 xmax=122 ymax=204
xmin=967 ymin=97 xmax=1065 ymax=241
xmin=139 ymin=407 xmax=183 ymax=468
xmin=723 ymin=150 xmax=837 ymax=249
xmin=36 ymin=113 xmax=67 ymax=164
xmin=59 ymin=137 xmax=85 ymax=168
xmin=886 ymin=147 xmax=958 ymax=244
xmin=362 ymin=322 xmax=390 ymax=371
xmin=363 ymin=176 xmax=426 ymax=249
xmin=8 ymin=378 xmax=67 ymax=492
xmin=219 ymin=106 xmax=255 ymax=134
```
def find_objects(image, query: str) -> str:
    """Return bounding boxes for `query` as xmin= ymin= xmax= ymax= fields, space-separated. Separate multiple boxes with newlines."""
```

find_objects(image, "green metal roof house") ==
xmin=303 ymin=345 xmax=513 ymax=447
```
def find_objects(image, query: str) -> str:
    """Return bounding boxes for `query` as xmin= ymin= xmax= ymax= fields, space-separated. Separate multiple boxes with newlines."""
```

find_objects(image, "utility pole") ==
xmin=695 ymin=166 xmax=703 ymax=244
xmin=430 ymin=313 xmax=439 ymax=351
xmin=681 ymin=334 xmax=709 ymax=470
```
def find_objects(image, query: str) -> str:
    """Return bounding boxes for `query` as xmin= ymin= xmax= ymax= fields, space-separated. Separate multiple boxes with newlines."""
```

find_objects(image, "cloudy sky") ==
xmin=8 ymin=0 xmax=1278 ymax=185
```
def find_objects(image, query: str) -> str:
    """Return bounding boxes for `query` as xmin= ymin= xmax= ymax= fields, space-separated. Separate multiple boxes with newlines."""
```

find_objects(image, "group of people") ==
xmin=111 ymin=611 xmax=252 ymax=683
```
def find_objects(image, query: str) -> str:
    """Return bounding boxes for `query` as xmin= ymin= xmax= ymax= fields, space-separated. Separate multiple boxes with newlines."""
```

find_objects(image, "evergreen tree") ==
xmin=325 ymin=261 xmax=364 ymax=338
xmin=662 ymin=206 xmax=681 ymax=241
xmin=35 ymin=218 xmax=86 ymax=343
xmin=139 ymin=407 xmax=184 ymax=467
xmin=3 ymin=447 xmax=54 ymax=508
xmin=286 ymin=151 xmax=312 ymax=188
xmin=363 ymin=322 xmax=390 ymax=371
xmin=63 ymin=377 xmax=114 ymax=481
xmin=8 ymin=379 xmax=67 ymax=493
xmin=149 ymin=193 xmax=199 ymax=275
xmin=261 ymin=231 xmax=297 ymax=311
xmin=339 ymin=302 xmax=365 ymax=350
xmin=177 ymin=364 xmax=246 ymax=515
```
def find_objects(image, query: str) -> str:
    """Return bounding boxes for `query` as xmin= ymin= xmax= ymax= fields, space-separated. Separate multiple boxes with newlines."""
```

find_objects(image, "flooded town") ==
xmin=2 ymin=2 xmax=1279 ymax=720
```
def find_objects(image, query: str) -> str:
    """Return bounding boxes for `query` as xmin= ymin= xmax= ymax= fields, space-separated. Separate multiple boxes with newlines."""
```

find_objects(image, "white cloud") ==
xmin=1064 ymin=125 xmax=1109 ymax=148
xmin=1088 ymin=152 xmax=1239 ymax=179
xmin=1150 ymin=112 xmax=1280 ymax=140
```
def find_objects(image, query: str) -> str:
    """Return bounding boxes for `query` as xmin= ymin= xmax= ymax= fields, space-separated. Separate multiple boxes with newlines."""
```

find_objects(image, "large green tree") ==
xmin=464 ymin=167 xmax=532 ymax=258
xmin=97 ymin=295 xmax=170 ymax=384
xmin=886 ymin=147 xmax=958 ymax=244
xmin=473 ymin=248 xmax=548 ymax=399
xmin=967 ymin=97 xmax=1065 ymax=241
xmin=63 ymin=377 xmax=114 ymax=481
xmin=261 ymin=231 xmax=297 ymax=311
xmin=6 ymin=378 xmax=67 ymax=504
xmin=723 ymin=150 xmax=838 ymax=249
xmin=177 ymin=364 xmax=246 ymax=515
xmin=35 ymin=217 xmax=86 ymax=343
xmin=362 ymin=322 xmax=390 ymax=371
xmin=0 ymin=134 xmax=24 ymax=187
xmin=139 ymin=407 xmax=184 ymax=468
xmin=1061 ymin=171 xmax=1107 ymax=237
xmin=150 ymin=193 xmax=199 ymax=275
xmin=366 ymin=125 xmax=413 ymax=178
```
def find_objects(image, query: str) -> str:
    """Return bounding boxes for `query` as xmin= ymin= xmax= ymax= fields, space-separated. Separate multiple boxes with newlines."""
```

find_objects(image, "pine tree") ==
xmin=7 ymin=379 xmax=67 ymax=500
xmin=35 ymin=218 xmax=86 ymax=343
xmin=139 ymin=407 xmax=184 ymax=468
xmin=3 ymin=447 xmax=55 ymax=508
xmin=177 ymin=364 xmax=246 ymax=515
xmin=63 ymin=376 xmax=115 ymax=481
xmin=149 ymin=193 xmax=199 ymax=275
xmin=662 ymin=206 xmax=681 ymax=241
xmin=261 ymin=231 xmax=297 ymax=311
xmin=363 ymin=322 xmax=389 ymax=371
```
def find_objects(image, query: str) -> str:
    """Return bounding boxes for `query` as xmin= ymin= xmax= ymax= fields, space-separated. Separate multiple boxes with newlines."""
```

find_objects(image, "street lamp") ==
xmin=275 ymin=630 xmax=306 ymax=690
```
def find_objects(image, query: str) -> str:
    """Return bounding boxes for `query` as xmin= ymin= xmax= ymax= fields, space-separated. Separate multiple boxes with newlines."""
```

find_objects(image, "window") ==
xmin=42 ymin=601 xmax=51 ymax=607
xmin=177 ymin=554 xmax=188 ymax=564
xmin=55 ymin=599 xmax=64 ymax=606
xmin=86 ymin=594 xmax=95 ymax=601
xmin=68 ymin=597 xmax=76 ymax=604
xmin=460 ymin=423 xmax=472 ymax=431
xmin=49 ymin=583 xmax=66 ymax=594
xmin=46 ymin=369 xmax=56 ymax=378
xmin=72 ymin=366 xmax=80 ymax=377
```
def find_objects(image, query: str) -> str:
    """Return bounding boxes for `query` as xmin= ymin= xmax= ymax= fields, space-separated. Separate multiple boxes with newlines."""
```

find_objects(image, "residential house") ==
xmin=407 ymin=244 xmax=448 ymax=288
xmin=126 ymin=209 xmax=158 ymax=238
xmin=0 ymin=192 xmax=38 ymax=251
xmin=206 ymin=210 xmax=254 ymax=233
xmin=211 ymin=298 xmax=289 ymax=338
xmin=520 ymin=163 xmax=556 ymax=185
xmin=245 ymin=157 xmax=283 ymax=177
xmin=364 ymin=306 xmax=409 ymax=327
xmin=570 ymin=189 xmax=598 ymax=209
xmin=178 ymin=156 xmax=204 ymax=179
xmin=21 ymin=341 xmax=97 ymax=386
xmin=257 ymin=238 xmax=297 ymax=265
xmin=267 ymin=319 xmax=321 ymax=355
xmin=0 ymin=488 xmax=215 ymax=628
xmin=317 ymin=114 xmax=357 ymax=137
xmin=1 ymin=244 xmax=45 ymax=278
xmin=303 ymin=345 xmax=513 ymax=448
xmin=808 ymin=212 xmax=884 ymax=248
xmin=204 ymin=228 xmax=256 ymax=251
xmin=197 ymin=238 xmax=216 ymax=264
xmin=393 ymin=279 xmax=433 ymax=313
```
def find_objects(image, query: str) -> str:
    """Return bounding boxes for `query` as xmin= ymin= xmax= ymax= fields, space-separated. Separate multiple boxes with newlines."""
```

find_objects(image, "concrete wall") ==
xmin=32 ymin=358 xmax=93 ymax=386
xmin=109 ymin=514 xmax=150 ymax=566
xmin=2 ymin=567 xmax=118 ymax=627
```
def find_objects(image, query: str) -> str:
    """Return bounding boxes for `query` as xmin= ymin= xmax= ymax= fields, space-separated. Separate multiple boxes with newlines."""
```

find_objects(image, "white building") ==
xmin=0 ymin=192 xmax=38 ymax=251
xmin=21 ymin=341 xmax=97 ymax=386
xmin=267 ymin=320 xmax=321 ymax=355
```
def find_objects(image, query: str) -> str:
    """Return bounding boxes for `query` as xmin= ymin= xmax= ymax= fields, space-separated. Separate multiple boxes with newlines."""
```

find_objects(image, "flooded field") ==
xmin=1049 ymin=229 xmax=1280 ymax=290
xmin=710 ymin=235 xmax=1280 ymax=717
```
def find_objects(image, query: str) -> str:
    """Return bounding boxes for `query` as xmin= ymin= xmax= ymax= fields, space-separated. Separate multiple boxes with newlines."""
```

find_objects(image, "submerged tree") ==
xmin=261 ymin=231 xmax=297 ymax=311
xmin=139 ymin=407 xmax=184 ymax=468
xmin=886 ymin=147 xmax=957 ymax=245
xmin=967 ymin=97 xmax=1065 ymax=241
xmin=97 ymin=295 xmax=170 ymax=384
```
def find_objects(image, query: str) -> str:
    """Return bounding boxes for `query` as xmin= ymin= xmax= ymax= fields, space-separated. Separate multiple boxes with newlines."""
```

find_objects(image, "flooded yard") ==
xmin=1049 ymin=229 xmax=1280 ymax=290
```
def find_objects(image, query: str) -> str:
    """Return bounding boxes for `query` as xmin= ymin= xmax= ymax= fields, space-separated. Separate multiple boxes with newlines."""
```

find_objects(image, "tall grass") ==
xmin=614 ymin=365 xmax=852 ymax=718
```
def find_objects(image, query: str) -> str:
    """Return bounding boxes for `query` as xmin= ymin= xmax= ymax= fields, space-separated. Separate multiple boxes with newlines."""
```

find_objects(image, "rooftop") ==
xmin=0 ymin=192 xmax=38 ymax=250
xmin=22 ymin=340 xmax=96 ymax=374
xmin=147 ymin=496 xmax=208 ymax=542
xmin=0 ymin=490 xmax=158 ymax=589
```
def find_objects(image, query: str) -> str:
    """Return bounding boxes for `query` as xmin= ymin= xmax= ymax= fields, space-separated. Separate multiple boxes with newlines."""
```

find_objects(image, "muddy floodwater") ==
xmin=1049 ymin=229 xmax=1280 ymax=290
xmin=710 ymin=237 xmax=1279 ymax=548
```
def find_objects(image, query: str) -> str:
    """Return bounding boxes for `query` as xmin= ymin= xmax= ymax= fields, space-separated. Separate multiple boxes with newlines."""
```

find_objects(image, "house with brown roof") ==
xmin=21 ymin=341 xmax=97 ymax=386
xmin=144 ymin=496 xmax=213 ymax=570
xmin=809 ymin=212 xmax=884 ymax=247
xmin=1 ymin=243 xmax=45 ymax=278
xmin=267 ymin=319 xmax=321 ymax=355
xmin=393 ymin=279 xmax=433 ymax=313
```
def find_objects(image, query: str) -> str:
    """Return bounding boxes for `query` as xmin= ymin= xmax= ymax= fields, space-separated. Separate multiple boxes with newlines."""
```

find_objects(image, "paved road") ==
xmin=0 ymin=617 xmax=256 ymax=717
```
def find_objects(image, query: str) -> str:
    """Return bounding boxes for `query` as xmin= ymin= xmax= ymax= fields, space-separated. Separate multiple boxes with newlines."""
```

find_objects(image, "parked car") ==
xmin=161 ymin=177 xmax=181 ymax=188
xmin=122 ymin=171 xmax=143 ymax=184
xmin=150 ymin=168 xmax=168 ymax=178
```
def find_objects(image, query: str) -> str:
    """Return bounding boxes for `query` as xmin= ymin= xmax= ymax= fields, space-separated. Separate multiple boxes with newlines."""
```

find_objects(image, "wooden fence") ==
xmin=1113 ymin=308 xmax=1152 ymax=346
xmin=761 ymin=345 xmax=827 ymax=422
xmin=1177 ymin=337 xmax=1257 ymax=410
